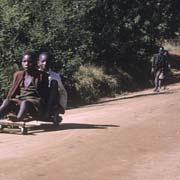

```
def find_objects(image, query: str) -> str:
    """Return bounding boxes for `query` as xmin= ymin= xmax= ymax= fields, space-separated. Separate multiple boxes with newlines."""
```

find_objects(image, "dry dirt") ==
xmin=1 ymin=82 xmax=180 ymax=180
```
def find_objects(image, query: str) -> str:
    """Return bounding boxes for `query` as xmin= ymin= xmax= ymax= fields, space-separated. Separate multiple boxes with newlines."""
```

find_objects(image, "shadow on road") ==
xmin=85 ymin=90 xmax=173 ymax=108
xmin=29 ymin=123 xmax=120 ymax=135
xmin=60 ymin=123 xmax=119 ymax=130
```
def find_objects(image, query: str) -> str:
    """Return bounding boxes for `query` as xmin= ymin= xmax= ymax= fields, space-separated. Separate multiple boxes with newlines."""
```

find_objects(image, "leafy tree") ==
xmin=0 ymin=0 xmax=179 ymax=102
xmin=86 ymin=0 xmax=180 ymax=65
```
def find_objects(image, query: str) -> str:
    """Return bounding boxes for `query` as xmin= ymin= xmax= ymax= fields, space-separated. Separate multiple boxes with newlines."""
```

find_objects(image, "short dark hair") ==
xmin=39 ymin=52 xmax=49 ymax=60
xmin=22 ymin=51 xmax=35 ymax=60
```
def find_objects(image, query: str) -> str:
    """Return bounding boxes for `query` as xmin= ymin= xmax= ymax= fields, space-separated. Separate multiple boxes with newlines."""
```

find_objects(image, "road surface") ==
xmin=1 ymin=83 xmax=180 ymax=180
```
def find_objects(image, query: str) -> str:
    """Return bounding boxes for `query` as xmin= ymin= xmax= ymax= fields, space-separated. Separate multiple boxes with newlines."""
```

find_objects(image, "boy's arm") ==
xmin=58 ymin=77 xmax=68 ymax=111
xmin=7 ymin=72 xmax=20 ymax=98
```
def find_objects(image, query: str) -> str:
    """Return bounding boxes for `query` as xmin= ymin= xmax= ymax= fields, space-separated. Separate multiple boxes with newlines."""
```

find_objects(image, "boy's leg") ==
xmin=0 ymin=99 xmax=16 ymax=119
xmin=154 ymin=72 xmax=158 ymax=92
xmin=45 ymin=80 xmax=59 ymax=120
xmin=158 ymin=79 xmax=162 ymax=91
xmin=163 ymin=76 xmax=167 ymax=90
xmin=16 ymin=100 xmax=33 ymax=121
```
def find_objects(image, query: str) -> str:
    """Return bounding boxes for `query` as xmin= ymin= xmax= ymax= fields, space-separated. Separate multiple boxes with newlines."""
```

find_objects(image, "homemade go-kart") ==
xmin=0 ymin=107 xmax=62 ymax=135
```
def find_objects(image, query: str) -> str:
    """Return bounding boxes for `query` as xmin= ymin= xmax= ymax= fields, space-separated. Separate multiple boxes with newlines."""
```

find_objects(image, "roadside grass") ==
xmin=73 ymin=64 xmax=118 ymax=103
xmin=162 ymin=39 xmax=180 ymax=72
xmin=70 ymin=61 xmax=152 ymax=105
xmin=163 ymin=40 xmax=180 ymax=53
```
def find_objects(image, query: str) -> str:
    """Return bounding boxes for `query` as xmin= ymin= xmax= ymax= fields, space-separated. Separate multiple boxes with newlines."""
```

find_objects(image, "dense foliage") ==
xmin=0 ymin=0 xmax=179 ymax=102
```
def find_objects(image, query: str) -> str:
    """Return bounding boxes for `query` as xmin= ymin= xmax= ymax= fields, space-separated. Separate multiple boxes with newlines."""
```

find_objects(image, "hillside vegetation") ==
xmin=0 ymin=0 xmax=180 ymax=105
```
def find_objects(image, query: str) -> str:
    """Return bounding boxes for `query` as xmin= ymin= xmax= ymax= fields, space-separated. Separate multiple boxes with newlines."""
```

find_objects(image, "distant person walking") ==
xmin=151 ymin=47 xmax=169 ymax=92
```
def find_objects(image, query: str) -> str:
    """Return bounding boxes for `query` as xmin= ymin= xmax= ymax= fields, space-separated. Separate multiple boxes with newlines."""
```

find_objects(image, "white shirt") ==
xmin=48 ymin=69 xmax=68 ymax=110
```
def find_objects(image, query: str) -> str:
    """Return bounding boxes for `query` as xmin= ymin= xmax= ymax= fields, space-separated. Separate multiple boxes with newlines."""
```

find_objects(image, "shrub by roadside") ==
xmin=0 ymin=64 xmax=19 ymax=100
xmin=72 ymin=64 xmax=133 ymax=104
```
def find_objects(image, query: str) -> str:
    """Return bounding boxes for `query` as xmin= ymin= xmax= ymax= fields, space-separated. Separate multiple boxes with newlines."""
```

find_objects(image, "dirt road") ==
xmin=1 ymin=83 xmax=180 ymax=180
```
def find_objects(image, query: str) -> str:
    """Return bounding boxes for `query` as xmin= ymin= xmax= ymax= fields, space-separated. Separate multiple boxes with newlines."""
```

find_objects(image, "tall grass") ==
xmin=73 ymin=64 xmax=118 ymax=103
xmin=163 ymin=39 xmax=180 ymax=74
xmin=163 ymin=39 xmax=180 ymax=53
xmin=72 ymin=63 xmax=137 ymax=104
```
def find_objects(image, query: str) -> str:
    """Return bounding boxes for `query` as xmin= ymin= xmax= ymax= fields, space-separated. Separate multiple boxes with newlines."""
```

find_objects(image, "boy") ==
xmin=37 ymin=52 xmax=67 ymax=120
xmin=0 ymin=52 xmax=49 ymax=121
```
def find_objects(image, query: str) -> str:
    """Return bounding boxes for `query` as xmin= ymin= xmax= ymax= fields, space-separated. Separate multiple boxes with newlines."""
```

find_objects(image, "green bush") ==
xmin=73 ymin=64 xmax=118 ymax=103
xmin=0 ymin=63 xmax=19 ymax=99
xmin=109 ymin=66 xmax=134 ymax=92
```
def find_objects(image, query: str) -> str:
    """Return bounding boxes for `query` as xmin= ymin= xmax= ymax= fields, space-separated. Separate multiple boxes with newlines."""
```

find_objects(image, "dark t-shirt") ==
xmin=152 ymin=53 xmax=168 ymax=71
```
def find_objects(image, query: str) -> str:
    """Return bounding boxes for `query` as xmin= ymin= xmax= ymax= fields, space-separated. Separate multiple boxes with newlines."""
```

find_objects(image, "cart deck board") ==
xmin=0 ymin=119 xmax=59 ymax=134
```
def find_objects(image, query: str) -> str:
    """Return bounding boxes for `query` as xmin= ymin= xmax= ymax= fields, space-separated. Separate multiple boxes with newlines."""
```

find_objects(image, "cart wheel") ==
xmin=0 ymin=124 xmax=4 ymax=130
xmin=53 ymin=115 xmax=62 ymax=126
xmin=20 ymin=127 xmax=28 ymax=135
